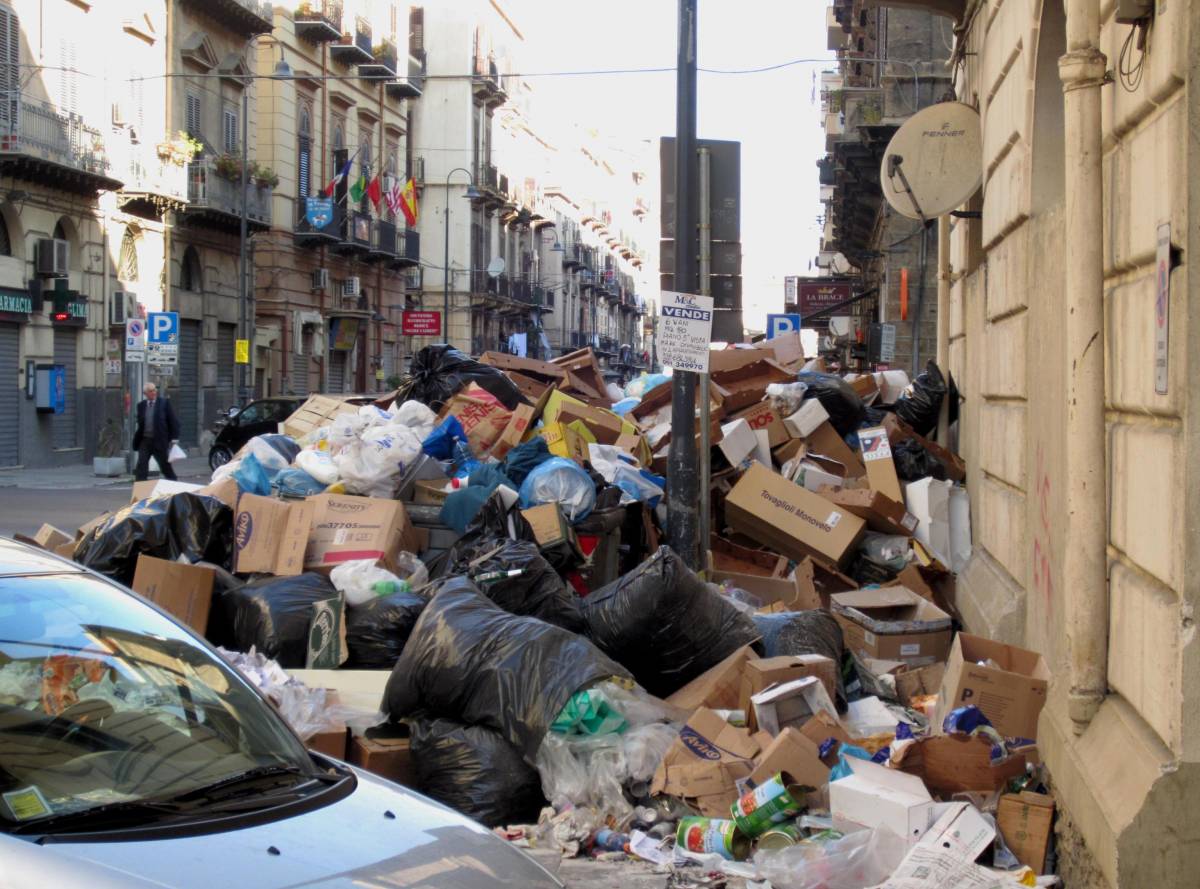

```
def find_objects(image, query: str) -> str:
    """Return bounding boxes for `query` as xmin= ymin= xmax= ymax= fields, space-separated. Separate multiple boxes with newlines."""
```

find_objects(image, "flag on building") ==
xmin=384 ymin=176 xmax=402 ymax=216
xmin=399 ymin=178 xmax=419 ymax=226
xmin=348 ymin=172 xmax=368 ymax=204
xmin=321 ymin=153 xmax=355 ymax=198
xmin=366 ymin=174 xmax=383 ymax=212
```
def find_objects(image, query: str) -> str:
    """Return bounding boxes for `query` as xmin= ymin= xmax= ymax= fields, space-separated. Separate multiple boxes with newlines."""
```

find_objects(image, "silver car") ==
xmin=0 ymin=538 xmax=561 ymax=888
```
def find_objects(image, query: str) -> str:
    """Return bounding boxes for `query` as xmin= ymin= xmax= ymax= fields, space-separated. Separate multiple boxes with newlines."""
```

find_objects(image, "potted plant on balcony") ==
xmin=93 ymin=418 xmax=126 ymax=477
xmin=251 ymin=162 xmax=279 ymax=189
xmin=214 ymin=153 xmax=243 ymax=181
xmin=157 ymin=132 xmax=203 ymax=166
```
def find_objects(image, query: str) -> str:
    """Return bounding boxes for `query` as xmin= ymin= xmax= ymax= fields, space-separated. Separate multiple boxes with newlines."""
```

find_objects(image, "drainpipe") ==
xmin=318 ymin=43 xmax=329 ymax=393
xmin=1059 ymin=0 xmax=1108 ymax=732
xmin=936 ymin=215 xmax=950 ymax=442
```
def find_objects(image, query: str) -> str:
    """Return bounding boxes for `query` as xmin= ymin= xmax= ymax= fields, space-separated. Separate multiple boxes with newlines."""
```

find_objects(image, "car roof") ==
xmin=0 ymin=537 xmax=85 ymax=577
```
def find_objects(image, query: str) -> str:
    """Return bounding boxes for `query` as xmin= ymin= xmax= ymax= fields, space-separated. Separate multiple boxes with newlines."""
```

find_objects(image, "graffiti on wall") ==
xmin=1031 ymin=443 xmax=1055 ymax=616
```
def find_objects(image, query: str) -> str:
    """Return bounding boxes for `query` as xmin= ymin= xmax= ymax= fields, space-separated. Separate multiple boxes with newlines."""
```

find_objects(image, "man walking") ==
xmin=133 ymin=382 xmax=181 ymax=481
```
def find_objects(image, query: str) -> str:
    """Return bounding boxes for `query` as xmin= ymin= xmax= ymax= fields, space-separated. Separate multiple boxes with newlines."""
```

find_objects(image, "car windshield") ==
xmin=0 ymin=572 xmax=320 ymax=830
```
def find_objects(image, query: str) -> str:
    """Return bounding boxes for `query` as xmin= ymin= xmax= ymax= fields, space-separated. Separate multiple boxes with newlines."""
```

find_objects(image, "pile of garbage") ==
xmin=28 ymin=337 xmax=1061 ymax=888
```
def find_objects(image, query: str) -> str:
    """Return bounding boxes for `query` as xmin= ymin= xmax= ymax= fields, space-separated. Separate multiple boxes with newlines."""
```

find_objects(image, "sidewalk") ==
xmin=0 ymin=455 xmax=212 ymax=490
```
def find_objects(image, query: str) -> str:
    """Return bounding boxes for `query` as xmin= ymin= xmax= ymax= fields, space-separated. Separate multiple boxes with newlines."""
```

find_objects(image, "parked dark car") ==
xmin=207 ymin=397 xmax=304 ymax=471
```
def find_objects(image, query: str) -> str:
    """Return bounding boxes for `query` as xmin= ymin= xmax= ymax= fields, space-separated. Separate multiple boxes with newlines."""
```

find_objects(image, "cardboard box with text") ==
xmin=234 ymin=494 xmax=315 ymax=576
xmin=934 ymin=633 xmax=1050 ymax=741
xmin=831 ymin=587 xmax=953 ymax=664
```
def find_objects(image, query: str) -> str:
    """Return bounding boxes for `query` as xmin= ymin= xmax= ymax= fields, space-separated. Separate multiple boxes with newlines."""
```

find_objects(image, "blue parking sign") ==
xmin=766 ymin=313 xmax=802 ymax=338
xmin=147 ymin=311 xmax=179 ymax=344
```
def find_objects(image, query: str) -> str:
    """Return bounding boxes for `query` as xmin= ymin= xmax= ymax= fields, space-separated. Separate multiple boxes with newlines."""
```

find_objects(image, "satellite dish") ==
xmin=880 ymin=102 xmax=982 ymax=221
xmin=487 ymin=257 xmax=506 ymax=279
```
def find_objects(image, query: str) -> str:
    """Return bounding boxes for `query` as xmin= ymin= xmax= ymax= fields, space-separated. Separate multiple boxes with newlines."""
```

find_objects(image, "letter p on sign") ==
xmin=766 ymin=313 xmax=801 ymax=339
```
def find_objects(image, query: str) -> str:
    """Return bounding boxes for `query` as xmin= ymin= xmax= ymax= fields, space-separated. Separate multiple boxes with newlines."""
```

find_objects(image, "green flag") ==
xmin=348 ymin=173 xmax=367 ymax=203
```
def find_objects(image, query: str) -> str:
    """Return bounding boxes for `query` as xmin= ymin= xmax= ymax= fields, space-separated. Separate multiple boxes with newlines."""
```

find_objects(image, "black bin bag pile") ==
xmin=208 ymin=573 xmax=341 ymax=669
xmin=345 ymin=590 xmax=428 ymax=669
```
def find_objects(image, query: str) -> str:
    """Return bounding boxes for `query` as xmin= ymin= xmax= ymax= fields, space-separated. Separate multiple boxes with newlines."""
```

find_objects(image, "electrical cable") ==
xmin=1117 ymin=22 xmax=1148 ymax=93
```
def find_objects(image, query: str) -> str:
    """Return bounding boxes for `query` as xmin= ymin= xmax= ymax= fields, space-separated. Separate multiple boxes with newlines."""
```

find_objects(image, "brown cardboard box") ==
xmin=754 ymin=331 xmax=805 ymax=370
xmin=666 ymin=645 xmax=759 ymax=712
xmin=847 ymin=374 xmax=879 ymax=402
xmin=53 ymin=540 xmax=77 ymax=560
xmin=784 ymin=400 xmax=831 ymax=439
xmin=708 ymin=348 xmax=767 ymax=375
xmin=800 ymin=711 xmax=853 ymax=765
xmin=614 ymin=431 xmax=652 ymax=465
xmin=131 ymin=554 xmax=215 ymax=633
xmin=506 ymin=370 xmax=552 ymax=402
xmin=710 ymin=358 xmax=794 ymax=415
xmin=282 ymin=394 xmax=360 ymax=439
xmin=804 ymin=421 xmax=866 ymax=477
xmin=441 ymin=386 xmax=513 ymax=454
xmin=130 ymin=479 xmax=203 ymax=504
xmin=195 ymin=476 xmax=240 ymax=509
xmin=791 ymin=555 xmax=858 ymax=610
xmin=488 ymin=400 xmax=541 ymax=460
xmin=895 ymin=662 xmax=946 ymax=706
xmin=540 ymin=422 xmax=588 ymax=462
xmin=730 ymin=400 xmax=791 ymax=449
xmin=347 ymin=734 xmax=414 ymax=785
xmin=308 ymin=726 xmax=349 ymax=759
xmin=478 ymin=351 xmax=567 ymax=383
xmin=521 ymin=503 xmax=580 ymax=550
xmin=306 ymin=494 xmax=421 ymax=574
xmin=748 ymin=727 xmax=831 ymax=791
xmin=650 ymin=708 xmax=761 ymax=817
xmin=997 ymin=792 xmax=1055 ymax=873
xmin=233 ymin=494 xmax=315 ymax=576
xmin=724 ymin=461 xmax=867 ymax=567
xmin=553 ymin=401 xmax=626 ymax=445
xmin=741 ymin=655 xmax=839 ymax=722
xmin=818 ymin=487 xmax=918 ymax=537
xmin=772 ymin=437 xmax=806 ymax=467
xmin=710 ymin=536 xmax=787 ymax=577
xmin=14 ymin=523 xmax=73 ymax=551
xmin=893 ymin=734 xmax=1028 ymax=795
xmin=831 ymin=587 xmax=953 ymax=664
xmin=857 ymin=426 xmax=904 ymax=503
xmin=750 ymin=676 xmax=839 ymax=736
xmin=413 ymin=478 xmax=452 ymax=506
xmin=882 ymin=413 xmax=966 ymax=482
xmin=934 ymin=634 xmax=1050 ymax=741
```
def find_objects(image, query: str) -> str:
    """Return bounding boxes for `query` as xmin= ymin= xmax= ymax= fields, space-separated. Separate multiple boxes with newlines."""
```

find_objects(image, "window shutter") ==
xmin=58 ymin=38 xmax=78 ymax=116
xmin=185 ymin=93 xmax=201 ymax=139
xmin=410 ymin=7 xmax=424 ymax=53
xmin=0 ymin=6 xmax=18 ymax=126
xmin=223 ymin=108 xmax=238 ymax=154
xmin=298 ymin=135 xmax=311 ymax=198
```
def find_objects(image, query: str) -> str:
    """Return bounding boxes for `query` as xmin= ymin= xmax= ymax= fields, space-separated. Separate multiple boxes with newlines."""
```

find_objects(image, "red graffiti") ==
xmin=1031 ymin=444 xmax=1055 ymax=615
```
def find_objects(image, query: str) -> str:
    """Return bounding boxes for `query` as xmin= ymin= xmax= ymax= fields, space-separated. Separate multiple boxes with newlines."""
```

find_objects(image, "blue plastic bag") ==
xmin=231 ymin=452 xmax=272 ymax=496
xmin=272 ymin=467 xmax=326 ymax=498
xmin=611 ymin=397 xmax=641 ymax=416
xmin=422 ymin=416 xmax=466 ymax=460
xmin=829 ymin=744 xmax=875 ymax=781
xmin=519 ymin=457 xmax=596 ymax=522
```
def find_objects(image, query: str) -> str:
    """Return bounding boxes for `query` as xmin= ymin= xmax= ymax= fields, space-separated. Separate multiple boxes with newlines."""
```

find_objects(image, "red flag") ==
xmin=366 ymin=174 xmax=383 ymax=212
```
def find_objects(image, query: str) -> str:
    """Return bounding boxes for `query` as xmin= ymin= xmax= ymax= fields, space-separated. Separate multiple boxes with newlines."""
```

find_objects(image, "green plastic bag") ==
xmin=550 ymin=688 xmax=627 ymax=736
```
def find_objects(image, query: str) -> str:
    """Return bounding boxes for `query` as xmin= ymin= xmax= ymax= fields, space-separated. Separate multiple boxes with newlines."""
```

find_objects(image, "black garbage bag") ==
xmin=209 ymin=572 xmax=342 ymax=668
xmin=893 ymin=438 xmax=948 ymax=482
xmin=581 ymin=546 xmax=761 ymax=698
xmin=893 ymin=360 xmax=947 ymax=436
xmin=752 ymin=610 xmax=848 ymax=708
xmin=796 ymin=372 xmax=865 ymax=436
xmin=74 ymin=493 xmax=233 ymax=585
xmin=384 ymin=577 xmax=629 ymax=760
xmin=398 ymin=344 xmax=527 ymax=411
xmin=345 ymin=590 xmax=427 ymax=669
xmin=447 ymin=539 xmax=586 ymax=633
xmin=408 ymin=716 xmax=545 ymax=827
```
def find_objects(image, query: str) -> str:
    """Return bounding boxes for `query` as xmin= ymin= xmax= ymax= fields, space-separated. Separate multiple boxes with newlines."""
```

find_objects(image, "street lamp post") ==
xmin=443 ymin=167 xmax=478 ymax=345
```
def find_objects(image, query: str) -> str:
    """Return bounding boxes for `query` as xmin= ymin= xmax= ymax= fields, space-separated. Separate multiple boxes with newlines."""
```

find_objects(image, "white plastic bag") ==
xmin=334 ymin=425 xmax=423 ymax=498
xmin=168 ymin=443 xmax=187 ymax=463
xmin=330 ymin=559 xmax=408 ymax=607
xmin=358 ymin=403 xmax=393 ymax=428
xmin=242 ymin=437 xmax=289 ymax=473
xmin=753 ymin=826 xmax=907 ymax=889
xmin=766 ymin=381 xmax=811 ymax=416
xmin=210 ymin=458 xmax=241 ymax=483
xmin=389 ymin=400 xmax=439 ymax=440
xmin=295 ymin=447 xmax=339 ymax=485
xmin=328 ymin=413 xmax=369 ymax=453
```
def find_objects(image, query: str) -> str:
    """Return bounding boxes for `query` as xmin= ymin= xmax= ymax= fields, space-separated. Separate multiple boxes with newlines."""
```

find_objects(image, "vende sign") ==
xmin=797 ymin=281 xmax=852 ymax=316
xmin=402 ymin=310 xmax=441 ymax=336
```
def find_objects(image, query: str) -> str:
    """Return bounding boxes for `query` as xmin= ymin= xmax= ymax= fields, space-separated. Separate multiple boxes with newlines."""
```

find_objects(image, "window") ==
xmin=0 ymin=5 xmax=18 ymax=126
xmin=0 ymin=216 xmax=9 ymax=257
xmin=180 ymin=246 xmax=202 ymax=292
xmin=58 ymin=37 xmax=78 ymax=116
xmin=185 ymin=93 xmax=202 ymax=140
xmin=409 ymin=7 xmax=424 ymax=54
xmin=331 ymin=116 xmax=345 ymax=180
xmin=222 ymin=106 xmax=238 ymax=154
xmin=297 ymin=104 xmax=313 ymax=198
xmin=118 ymin=228 xmax=139 ymax=282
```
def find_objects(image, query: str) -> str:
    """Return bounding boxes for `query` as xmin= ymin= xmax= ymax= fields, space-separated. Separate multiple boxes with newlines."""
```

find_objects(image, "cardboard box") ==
xmin=488 ymin=398 xmax=544 ymax=460
xmin=413 ymin=478 xmax=452 ymax=506
xmin=666 ymin=644 xmax=759 ymax=712
xmin=53 ymin=540 xmax=77 ymax=560
xmin=803 ymin=421 xmax=866 ymax=477
xmin=540 ymin=421 xmax=588 ymax=462
xmin=505 ymin=370 xmax=552 ymax=402
xmin=832 ymin=588 xmax=953 ymax=665
xmin=935 ymin=634 xmax=1050 ymax=741
xmin=792 ymin=555 xmax=858 ymax=610
xmin=819 ymin=487 xmax=917 ymax=537
xmin=650 ymin=708 xmax=761 ymax=817
xmin=750 ymin=676 xmax=839 ymax=736
xmin=282 ymin=394 xmax=360 ymax=439
xmin=710 ymin=536 xmax=788 ymax=577
xmin=785 ymin=400 xmax=831 ymax=439
xmin=857 ymin=426 xmax=904 ymax=504
xmin=741 ymin=655 xmax=839 ymax=718
xmin=997 ymin=792 xmax=1055 ymax=873
xmin=543 ymin=389 xmax=632 ymax=444
xmin=847 ymin=373 xmax=879 ymax=403
xmin=306 ymin=494 xmax=421 ymax=574
xmin=130 ymin=479 xmax=203 ymax=504
xmin=718 ymin=418 xmax=759 ymax=467
xmin=521 ymin=503 xmax=580 ymax=551
xmin=748 ymin=727 xmax=830 ymax=791
xmin=920 ymin=803 xmax=996 ymax=860
xmin=830 ymin=755 xmax=936 ymax=843
xmin=724 ymin=461 xmax=867 ymax=567
xmin=234 ymin=494 xmax=315 ymax=576
xmin=195 ymin=476 xmax=240 ymax=509
xmin=800 ymin=710 xmax=853 ymax=765
xmin=893 ymin=734 xmax=1028 ymax=795
xmin=906 ymin=477 xmax=951 ymax=564
xmin=754 ymin=331 xmax=805 ymax=370
xmin=711 ymin=358 xmax=794 ymax=414
xmin=730 ymin=400 xmax=791 ymax=449
xmin=308 ymin=725 xmax=349 ymax=759
xmin=895 ymin=661 xmax=946 ymax=706
xmin=347 ymin=734 xmax=414 ymax=786
xmin=131 ymin=554 xmax=215 ymax=634
xmin=441 ymin=386 xmax=513 ymax=454
xmin=873 ymin=369 xmax=911 ymax=404
xmin=614 ymin=431 xmax=652 ymax=465
xmin=14 ymin=523 xmax=73 ymax=551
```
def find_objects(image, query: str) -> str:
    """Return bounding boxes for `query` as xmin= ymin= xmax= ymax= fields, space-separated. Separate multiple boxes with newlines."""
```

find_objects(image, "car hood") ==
xmin=0 ymin=770 xmax=562 ymax=889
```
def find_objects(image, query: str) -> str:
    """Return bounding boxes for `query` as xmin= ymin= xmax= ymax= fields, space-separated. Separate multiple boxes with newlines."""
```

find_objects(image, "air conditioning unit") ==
xmin=311 ymin=268 xmax=330 ymax=291
xmin=35 ymin=238 xmax=69 ymax=278
xmin=342 ymin=276 xmax=361 ymax=298
xmin=109 ymin=291 xmax=134 ymax=327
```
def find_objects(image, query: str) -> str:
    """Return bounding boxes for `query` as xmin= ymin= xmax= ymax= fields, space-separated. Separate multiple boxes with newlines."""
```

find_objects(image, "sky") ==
xmin=504 ymin=0 xmax=833 ymax=332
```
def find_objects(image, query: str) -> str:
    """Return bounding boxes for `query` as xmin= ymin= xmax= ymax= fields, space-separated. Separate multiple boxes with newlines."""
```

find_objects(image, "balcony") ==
xmin=181 ymin=0 xmax=273 ymax=36
xmin=116 ymin=141 xmax=188 ymax=216
xmin=0 ymin=97 xmax=123 ymax=194
xmin=295 ymin=0 xmax=343 ymax=42
xmin=332 ymin=209 xmax=372 ymax=254
xmin=391 ymin=228 xmax=419 ymax=269
xmin=184 ymin=158 xmax=272 ymax=231
xmin=475 ymin=163 xmax=504 ymax=208
xmin=827 ymin=7 xmax=848 ymax=51
xmin=510 ymin=279 xmax=532 ymax=305
xmin=294 ymin=199 xmax=345 ymax=247
xmin=387 ymin=51 xmax=426 ymax=100
xmin=364 ymin=219 xmax=398 ymax=262
xmin=360 ymin=38 xmax=398 ymax=80
xmin=471 ymin=55 xmax=507 ymax=107
xmin=331 ymin=17 xmax=373 ymax=66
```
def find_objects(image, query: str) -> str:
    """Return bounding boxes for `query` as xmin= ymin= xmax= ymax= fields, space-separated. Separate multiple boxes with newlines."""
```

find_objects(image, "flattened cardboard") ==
xmin=234 ymin=494 xmax=315 ymax=576
xmin=830 ymin=755 xmax=935 ymax=844
xmin=804 ymin=421 xmax=866 ymax=477
xmin=785 ymin=400 xmax=830 ymax=439
xmin=748 ymin=727 xmax=830 ymax=791
xmin=832 ymin=587 xmax=953 ymax=664
xmin=750 ymin=676 xmax=839 ymax=736
xmin=724 ymin=461 xmax=866 ymax=567
xmin=651 ymin=708 xmax=760 ymax=817
xmin=540 ymin=421 xmax=588 ymax=462
xmin=666 ymin=644 xmax=759 ymax=712
xmin=818 ymin=486 xmax=918 ymax=537
xmin=893 ymin=734 xmax=1028 ymax=795
xmin=731 ymin=400 xmax=791 ymax=448
xmin=131 ymin=554 xmax=215 ymax=633
xmin=935 ymin=634 xmax=1050 ymax=741
xmin=305 ymin=494 xmax=420 ymax=574
xmin=997 ymin=792 xmax=1055 ymax=873
xmin=857 ymin=426 xmax=904 ymax=503
xmin=441 ymin=386 xmax=513 ymax=454
xmin=282 ymin=394 xmax=360 ymax=439
xmin=791 ymin=555 xmax=858 ymax=611
xmin=741 ymin=655 xmax=839 ymax=722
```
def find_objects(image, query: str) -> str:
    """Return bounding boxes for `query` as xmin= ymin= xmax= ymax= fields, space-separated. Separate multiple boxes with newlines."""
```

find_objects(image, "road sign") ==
xmin=766 ymin=313 xmax=802 ymax=339
xmin=147 ymin=342 xmax=178 ymax=366
xmin=147 ymin=311 xmax=179 ymax=345
xmin=126 ymin=350 xmax=145 ymax=363
xmin=104 ymin=359 xmax=122 ymax=375
xmin=402 ymin=310 xmax=441 ymax=336
xmin=125 ymin=318 xmax=145 ymax=352
xmin=235 ymin=339 xmax=250 ymax=364
xmin=659 ymin=291 xmax=714 ymax=374
xmin=879 ymin=323 xmax=896 ymax=363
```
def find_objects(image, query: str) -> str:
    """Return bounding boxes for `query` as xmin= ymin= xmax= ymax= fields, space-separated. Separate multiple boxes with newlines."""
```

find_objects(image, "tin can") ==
xmin=755 ymin=822 xmax=803 ymax=851
xmin=730 ymin=771 xmax=808 ymax=837
xmin=592 ymin=829 xmax=629 ymax=853
xmin=676 ymin=817 xmax=751 ymax=861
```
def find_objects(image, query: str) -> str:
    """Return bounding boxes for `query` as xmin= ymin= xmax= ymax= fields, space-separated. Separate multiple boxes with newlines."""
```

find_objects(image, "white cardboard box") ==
xmin=905 ymin=477 xmax=952 ymax=565
xmin=749 ymin=675 xmax=838 ymax=736
xmin=830 ymin=756 xmax=936 ymax=844
xmin=873 ymin=370 xmax=911 ymax=404
xmin=785 ymin=399 xmax=831 ymax=439
xmin=718 ymin=418 xmax=758 ymax=466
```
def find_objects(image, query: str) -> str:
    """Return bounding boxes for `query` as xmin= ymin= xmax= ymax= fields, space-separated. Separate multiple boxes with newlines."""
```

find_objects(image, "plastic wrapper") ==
xmin=295 ymin=447 xmax=340 ymax=485
xmin=753 ymin=826 xmax=907 ymax=889
xmin=752 ymin=610 xmax=846 ymax=705
xmin=273 ymin=467 xmax=327 ymax=498
xmin=796 ymin=372 xmax=866 ymax=436
xmin=383 ymin=577 xmax=630 ymax=761
xmin=408 ymin=716 xmax=545 ymax=827
xmin=242 ymin=434 xmax=300 ymax=473
xmin=582 ymin=546 xmax=761 ymax=698
xmin=74 ymin=493 xmax=233 ymax=585
xmin=519 ymin=456 xmax=596 ymax=522
xmin=859 ymin=533 xmax=911 ymax=572
xmin=421 ymin=415 xmax=466 ymax=460
xmin=358 ymin=403 xmax=393 ymax=427
xmin=334 ymin=424 xmax=423 ymax=498
xmin=767 ymin=381 xmax=811 ymax=416
xmin=231 ymin=452 xmax=272 ymax=495
xmin=328 ymin=413 xmax=370 ymax=453
xmin=587 ymin=444 xmax=663 ymax=506
xmin=209 ymin=573 xmax=343 ymax=668
xmin=389 ymin=399 xmax=438 ymax=440
xmin=399 ymin=344 xmax=527 ymax=411
xmin=345 ymin=590 xmax=428 ymax=669
xmin=446 ymin=539 xmax=586 ymax=633
xmin=893 ymin=360 xmax=947 ymax=437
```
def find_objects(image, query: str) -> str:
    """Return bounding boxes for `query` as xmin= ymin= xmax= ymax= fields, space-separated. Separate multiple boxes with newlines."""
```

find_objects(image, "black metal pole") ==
xmin=666 ymin=0 xmax=700 ymax=569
